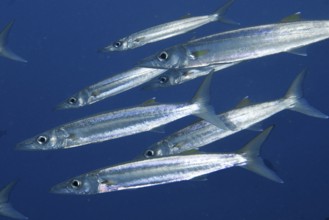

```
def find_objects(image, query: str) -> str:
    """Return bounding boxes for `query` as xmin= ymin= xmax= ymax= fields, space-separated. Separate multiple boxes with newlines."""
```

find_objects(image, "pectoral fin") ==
xmin=141 ymin=97 xmax=158 ymax=106
xmin=190 ymin=50 xmax=209 ymax=59
xmin=280 ymin=12 xmax=302 ymax=23
xmin=286 ymin=46 xmax=308 ymax=56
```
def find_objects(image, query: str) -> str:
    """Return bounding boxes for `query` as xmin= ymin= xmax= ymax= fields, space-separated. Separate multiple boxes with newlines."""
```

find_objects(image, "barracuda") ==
xmin=50 ymin=126 xmax=282 ymax=195
xmin=17 ymin=73 xmax=229 ymax=151
xmin=142 ymin=70 xmax=328 ymax=158
xmin=101 ymin=0 xmax=236 ymax=52
xmin=56 ymin=67 xmax=166 ymax=110
xmin=139 ymin=17 xmax=329 ymax=69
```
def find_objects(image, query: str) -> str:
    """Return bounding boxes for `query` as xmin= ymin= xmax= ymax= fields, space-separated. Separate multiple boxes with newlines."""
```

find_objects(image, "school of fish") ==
xmin=1 ymin=0 xmax=329 ymax=218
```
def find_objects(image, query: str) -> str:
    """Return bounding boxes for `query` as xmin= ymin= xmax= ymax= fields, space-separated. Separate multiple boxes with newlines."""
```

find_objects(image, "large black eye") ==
xmin=144 ymin=150 xmax=155 ymax=158
xmin=159 ymin=76 xmax=168 ymax=84
xmin=68 ymin=97 xmax=77 ymax=105
xmin=71 ymin=179 xmax=82 ymax=189
xmin=113 ymin=41 xmax=122 ymax=48
xmin=157 ymin=51 xmax=168 ymax=61
xmin=37 ymin=135 xmax=48 ymax=145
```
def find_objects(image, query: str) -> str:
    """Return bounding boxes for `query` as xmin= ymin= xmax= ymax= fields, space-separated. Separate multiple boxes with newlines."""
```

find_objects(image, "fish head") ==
xmin=16 ymin=128 xmax=70 ymax=151
xmin=143 ymin=140 xmax=173 ymax=158
xmin=55 ymin=88 xmax=95 ymax=110
xmin=50 ymin=173 xmax=100 ymax=195
xmin=143 ymin=70 xmax=183 ymax=89
xmin=56 ymin=90 xmax=89 ymax=110
xmin=100 ymin=37 xmax=129 ymax=52
xmin=138 ymin=46 xmax=186 ymax=69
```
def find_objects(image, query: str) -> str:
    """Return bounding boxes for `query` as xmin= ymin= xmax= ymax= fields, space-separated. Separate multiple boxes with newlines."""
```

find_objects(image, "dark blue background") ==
xmin=0 ymin=0 xmax=328 ymax=219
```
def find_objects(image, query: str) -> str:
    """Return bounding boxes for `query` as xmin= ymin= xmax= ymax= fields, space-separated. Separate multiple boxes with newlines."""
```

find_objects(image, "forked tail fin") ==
xmin=284 ymin=69 xmax=328 ymax=119
xmin=213 ymin=0 xmax=240 ymax=25
xmin=0 ymin=21 xmax=27 ymax=63
xmin=191 ymin=73 xmax=235 ymax=130
xmin=237 ymin=125 xmax=283 ymax=183
xmin=0 ymin=181 xmax=28 ymax=219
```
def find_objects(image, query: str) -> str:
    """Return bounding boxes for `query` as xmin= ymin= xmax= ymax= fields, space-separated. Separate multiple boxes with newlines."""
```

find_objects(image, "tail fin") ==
xmin=0 ymin=181 xmax=28 ymax=219
xmin=191 ymin=73 xmax=235 ymax=130
xmin=284 ymin=69 xmax=328 ymax=119
xmin=0 ymin=21 xmax=27 ymax=63
xmin=237 ymin=125 xmax=283 ymax=183
xmin=213 ymin=0 xmax=240 ymax=25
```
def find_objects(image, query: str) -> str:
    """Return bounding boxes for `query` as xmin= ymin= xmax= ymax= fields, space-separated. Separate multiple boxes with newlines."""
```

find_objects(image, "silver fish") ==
xmin=143 ymin=70 xmax=328 ymax=158
xmin=139 ymin=17 xmax=329 ymax=69
xmin=101 ymin=0 xmax=236 ymax=52
xmin=17 ymin=73 xmax=229 ymax=151
xmin=144 ymin=62 xmax=238 ymax=89
xmin=56 ymin=67 xmax=166 ymax=110
xmin=50 ymin=126 xmax=282 ymax=195
xmin=0 ymin=21 xmax=27 ymax=63
xmin=0 ymin=181 xmax=28 ymax=219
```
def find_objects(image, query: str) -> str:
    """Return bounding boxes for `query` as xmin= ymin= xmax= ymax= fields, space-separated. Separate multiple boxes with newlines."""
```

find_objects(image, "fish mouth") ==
xmin=16 ymin=141 xmax=37 ymax=151
xmin=54 ymin=101 xmax=72 ymax=111
xmin=16 ymin=138 xmax=45 ymax=151
xmin=50 ymin=184 xmax=70 ymax=194
xmin=137 ymin=56 xmax=165 ymax=69
xmin=98 ymin=45 xmax=116 ymax=53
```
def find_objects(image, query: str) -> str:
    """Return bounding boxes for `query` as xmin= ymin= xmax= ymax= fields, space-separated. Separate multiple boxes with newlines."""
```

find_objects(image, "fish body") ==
xmin=50 ymin=126 xmax=282 ymax=195
xmin=24 ymin=103 xmax=200 ymax=150
xmin=139 ymin=20 xmax=329 ymax=69
xmin=17 ymin=74 xmax=228 ymax=151
xmin=0 ymin=21 xmax=27 ymax=62
xmin=143 ymin=70 xmax=328 ymax=158
xmin=57 ymin=67 xmax=166 ymax=109
xmin=101 ymin=0 xmax=236 ymax=52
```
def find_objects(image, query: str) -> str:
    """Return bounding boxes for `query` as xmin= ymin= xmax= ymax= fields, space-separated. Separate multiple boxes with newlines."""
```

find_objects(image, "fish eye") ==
xmin=36 ymin=135 xmax=48 ymax=145
xmin=113 ymin=41 xmax=122 ymax=48
xmin=159 ymin=76 xmax=168 ymax=84
xmin=157 ymin=51 xmax=169 ymax=61
xmin=144 ymin=150 xmax=155 ymax=158
xmin=68 ymin=97 xmax=77 ymax=105
xmin=71 ymin=179 xmax=82 ymax=189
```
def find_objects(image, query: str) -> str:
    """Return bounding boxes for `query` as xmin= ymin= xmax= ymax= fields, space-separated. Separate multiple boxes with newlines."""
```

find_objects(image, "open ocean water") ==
xmin=0 ymin=0 xmax=328 ymax=219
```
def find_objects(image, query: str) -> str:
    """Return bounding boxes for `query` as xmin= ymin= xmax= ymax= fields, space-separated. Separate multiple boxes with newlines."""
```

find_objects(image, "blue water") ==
xmin=0 ymin=0 xmax=328 ymax=219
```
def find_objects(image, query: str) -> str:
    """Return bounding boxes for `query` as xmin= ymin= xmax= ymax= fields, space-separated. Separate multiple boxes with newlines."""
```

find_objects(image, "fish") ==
xmin=56 ymin=67 xmax=166 ymax=110
xmin=50 ymin=126 xmax=282 ymax=195
xmin=0 ymin=21 xmax=27 ymax=63
xmin=0 ymin=181 xmax=28 ymax=219
xmin=17 ymin=73 xmax=229 ymax=151
xmin=142 ymin=70 xmax=328 ymax=158
xmin=138 ymin=16 xmax=329 ymax=69
xmin=143 ymin=62 xmax=239 ymax=90
xmin=100 ymin=0 xmax=237 ymax=52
